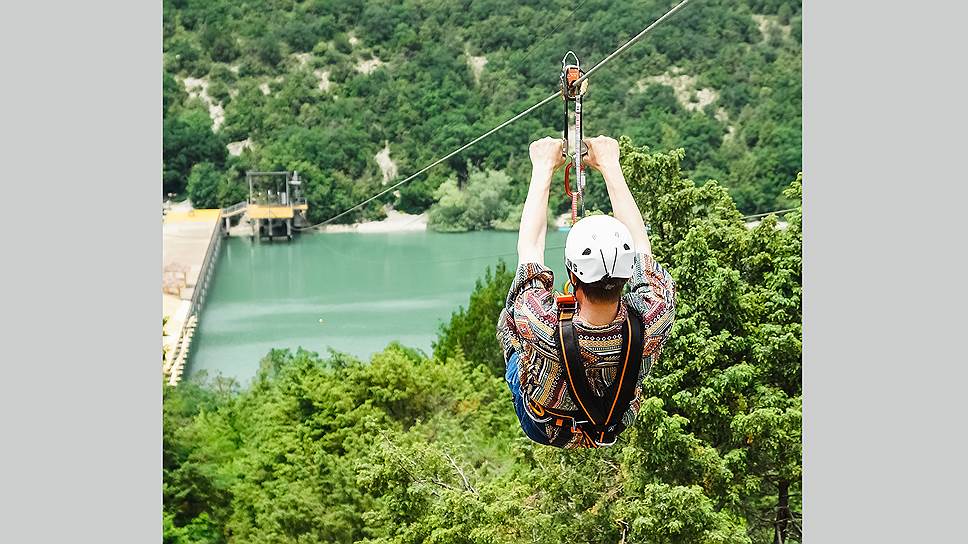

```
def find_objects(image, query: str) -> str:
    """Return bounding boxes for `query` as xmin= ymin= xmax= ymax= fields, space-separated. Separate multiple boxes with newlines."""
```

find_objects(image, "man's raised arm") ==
xmin=583 ymin=136 xmax=652 ymax=255
xmin=517 ymin=137 xmax=565 ymax=265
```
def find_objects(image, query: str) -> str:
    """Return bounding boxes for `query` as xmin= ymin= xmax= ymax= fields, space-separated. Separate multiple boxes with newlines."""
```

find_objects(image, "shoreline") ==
xmin=226 ymin=208 xmax=429 ymax=237
xmin=314 ymin=209 xmax=428 ymax=233
xmin=221 ymin=207 xmax=579 ymax=237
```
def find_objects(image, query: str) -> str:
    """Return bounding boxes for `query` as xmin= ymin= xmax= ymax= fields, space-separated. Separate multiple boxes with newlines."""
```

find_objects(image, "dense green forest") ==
xmin=163 ymin=0 xmax=801 ymax=224
xmin=164 ymin=138 xmax=802 ymax=543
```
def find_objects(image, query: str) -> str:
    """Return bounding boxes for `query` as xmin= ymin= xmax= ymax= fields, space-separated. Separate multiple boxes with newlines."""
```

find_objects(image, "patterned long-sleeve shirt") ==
xmin=496 ymin=252 xmax=676 ymax=447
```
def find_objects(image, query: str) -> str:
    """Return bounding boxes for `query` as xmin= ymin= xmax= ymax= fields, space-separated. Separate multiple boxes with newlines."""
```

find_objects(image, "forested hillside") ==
xmin=163 ymin=0 xmax=801 ymax=223
xmin=164 ymin=139 xmax=803 ymax=543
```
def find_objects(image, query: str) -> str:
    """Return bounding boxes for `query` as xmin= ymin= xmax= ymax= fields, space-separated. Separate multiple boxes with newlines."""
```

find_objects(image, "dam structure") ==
xmin=162 ymin=171 xmax=309 ymax=385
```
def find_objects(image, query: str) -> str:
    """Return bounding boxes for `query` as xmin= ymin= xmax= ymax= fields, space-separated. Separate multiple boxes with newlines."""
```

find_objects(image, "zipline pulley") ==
xmin=560 ymin=51 xmax=588 ymax=226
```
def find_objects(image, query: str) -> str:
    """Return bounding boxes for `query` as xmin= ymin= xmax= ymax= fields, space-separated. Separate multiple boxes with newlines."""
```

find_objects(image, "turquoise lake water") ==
xmin=189 ymin=230 xmax=569 ymax=384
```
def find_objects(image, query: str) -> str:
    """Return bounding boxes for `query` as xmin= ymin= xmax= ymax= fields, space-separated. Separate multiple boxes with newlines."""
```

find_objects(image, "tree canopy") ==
xmin=162 ymin=0 xmax=801 ymax=220
xmin=164 ymin=137 xmax=802 ymax=543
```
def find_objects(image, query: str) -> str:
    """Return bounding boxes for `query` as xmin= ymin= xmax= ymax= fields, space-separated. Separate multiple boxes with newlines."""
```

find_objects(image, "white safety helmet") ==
xmin=564 ymin=215 xmax=636 ymax=283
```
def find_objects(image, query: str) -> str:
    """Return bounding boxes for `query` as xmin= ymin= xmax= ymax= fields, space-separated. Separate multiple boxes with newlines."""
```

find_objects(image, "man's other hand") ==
xmin=529 ymin=137 xmax=566 ymax=174
xmin=582 ymin=135 xmax=620 ymax=173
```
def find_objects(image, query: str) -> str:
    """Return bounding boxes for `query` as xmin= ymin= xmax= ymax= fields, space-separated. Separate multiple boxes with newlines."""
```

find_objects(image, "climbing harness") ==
xmin=523 ymin=294 xmax=645 ymax=448
xmin=560 ymin=51 xmax=589 ymax=226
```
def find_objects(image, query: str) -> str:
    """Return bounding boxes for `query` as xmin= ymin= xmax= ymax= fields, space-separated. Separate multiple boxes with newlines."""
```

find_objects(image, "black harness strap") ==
xmin=558 ymin=304 xmax=606 ymax=427
xmin=606 ymin=309 xmax=644 ymax=436
xmin=550 ymin=295 xmax=645 ymax=446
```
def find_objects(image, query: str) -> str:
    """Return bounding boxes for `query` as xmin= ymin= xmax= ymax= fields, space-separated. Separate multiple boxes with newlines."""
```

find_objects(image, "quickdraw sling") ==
xmin=525 ymin=294 xmax=645 ymax=448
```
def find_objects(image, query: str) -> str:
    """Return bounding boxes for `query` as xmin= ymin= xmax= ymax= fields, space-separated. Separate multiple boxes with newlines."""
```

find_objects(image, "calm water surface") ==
xmin=189 ymin=230 xmax=568 ymax=383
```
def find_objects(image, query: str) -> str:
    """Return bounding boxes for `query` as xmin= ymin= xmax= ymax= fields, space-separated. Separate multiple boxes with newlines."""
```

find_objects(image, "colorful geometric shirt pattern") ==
xmin=496 ymin=252 xmax=676 ymax=447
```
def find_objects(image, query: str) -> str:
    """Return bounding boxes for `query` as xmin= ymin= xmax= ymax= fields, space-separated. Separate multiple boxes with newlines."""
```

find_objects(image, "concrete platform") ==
xmin=163 ymin=209 xmax=220 ymax=369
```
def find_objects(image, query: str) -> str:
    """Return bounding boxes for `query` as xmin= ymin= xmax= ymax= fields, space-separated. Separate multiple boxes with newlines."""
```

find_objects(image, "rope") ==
xmin=299 ymin=0 xmax=697 ymax=230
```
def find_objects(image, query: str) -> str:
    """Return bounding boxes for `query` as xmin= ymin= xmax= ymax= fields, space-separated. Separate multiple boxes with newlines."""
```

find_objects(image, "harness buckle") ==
xmin=556 ymin=293 xmax=577 ymax=320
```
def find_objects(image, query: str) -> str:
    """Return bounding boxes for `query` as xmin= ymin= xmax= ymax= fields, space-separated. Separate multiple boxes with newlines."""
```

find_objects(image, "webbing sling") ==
xmin=541 ymin=294 xmax=645 ymax=447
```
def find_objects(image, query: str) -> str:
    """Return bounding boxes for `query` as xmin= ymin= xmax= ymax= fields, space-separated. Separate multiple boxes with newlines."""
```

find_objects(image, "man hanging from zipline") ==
xmin=497 ymin=135 xmax=676 ymax=448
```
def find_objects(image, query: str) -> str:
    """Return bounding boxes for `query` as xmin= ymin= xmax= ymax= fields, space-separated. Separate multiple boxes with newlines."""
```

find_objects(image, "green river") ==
xmin=189 ymin=230 xmax=569 ymax=383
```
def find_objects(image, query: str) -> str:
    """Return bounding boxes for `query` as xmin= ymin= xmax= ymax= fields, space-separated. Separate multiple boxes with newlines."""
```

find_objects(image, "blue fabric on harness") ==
xmin=505 ymin=352 xmax=552 ymax=445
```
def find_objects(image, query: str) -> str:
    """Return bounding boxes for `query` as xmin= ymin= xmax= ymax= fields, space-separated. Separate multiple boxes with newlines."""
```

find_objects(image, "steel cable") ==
xmin=298 ymin=0 xmax=697 ymax=230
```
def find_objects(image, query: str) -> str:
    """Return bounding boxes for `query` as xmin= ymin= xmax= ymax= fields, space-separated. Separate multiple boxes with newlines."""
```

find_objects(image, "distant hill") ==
xmin=163 ymin=0 xmax=801 ymax=222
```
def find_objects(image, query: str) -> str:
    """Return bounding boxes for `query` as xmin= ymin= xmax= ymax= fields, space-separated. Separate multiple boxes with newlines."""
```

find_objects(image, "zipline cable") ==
xmin=427 ymin=204 xmax=798 ymax=264
xmin=296 ymin=91 xmax=559 ymax=229
xmin=296 ymin=6 xmax=585 ymax=233
xmin=310 ymin=205 xmax=797 ymax=266
xmin=298 ymin=0 xmax=696 ymax=230
xmin=298 ymin=1 xmax=593 ymax=231
xmin=315 ymin=200 xmax=798 ymax=265
xmin=742 ymin=207 xmax=797 ymax=220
